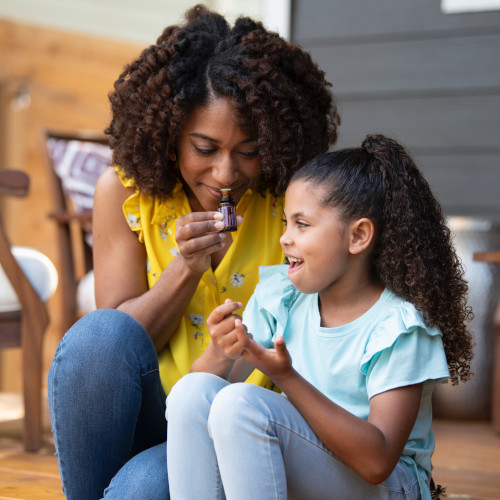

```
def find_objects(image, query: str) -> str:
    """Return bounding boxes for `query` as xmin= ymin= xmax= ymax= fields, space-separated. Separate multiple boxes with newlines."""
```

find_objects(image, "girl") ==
xmin=166 ymin=134 xmax=473 ymax=500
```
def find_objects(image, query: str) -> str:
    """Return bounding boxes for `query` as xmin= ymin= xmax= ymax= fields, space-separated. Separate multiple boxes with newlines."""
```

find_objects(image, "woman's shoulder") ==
xmin=95 ymin=166 xmax=135 ymax=207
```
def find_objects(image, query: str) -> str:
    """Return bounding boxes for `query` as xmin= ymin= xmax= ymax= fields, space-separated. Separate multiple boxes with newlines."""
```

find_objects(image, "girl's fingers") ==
xmin=234 ymin=318 xmax=248 ymax=344
xmin=274 ymin=336 xmax=288 ymax=357
xmin=235 ymin=319 xmax=264 ymax=355
xmin=207 ymin=300 xmax=242 ymax=326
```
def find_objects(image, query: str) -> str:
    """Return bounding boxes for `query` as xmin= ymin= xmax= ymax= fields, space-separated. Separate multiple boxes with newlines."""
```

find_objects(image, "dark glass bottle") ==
xmin=218 ymin=188 xmax=237 ymax=232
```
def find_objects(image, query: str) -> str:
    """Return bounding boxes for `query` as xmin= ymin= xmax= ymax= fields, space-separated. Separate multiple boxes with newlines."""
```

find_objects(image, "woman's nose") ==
xmin=212 ymin=155 xmax=238 ymax=186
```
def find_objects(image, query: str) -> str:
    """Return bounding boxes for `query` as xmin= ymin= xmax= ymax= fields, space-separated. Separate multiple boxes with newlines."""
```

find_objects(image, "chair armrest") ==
xmin=48 ymin=210 xmax=93 ymax=234
xmin=0 ymin=172 xmax=50 ymax=329
xmin=48 ymin=210 xmax=92 ymax=224
xmin=0 ymin=169 xmax=29 ymax=197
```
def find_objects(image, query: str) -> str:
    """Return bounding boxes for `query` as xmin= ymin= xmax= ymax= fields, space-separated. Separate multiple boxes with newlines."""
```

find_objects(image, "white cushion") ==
xmin=0 ymin=246 xmax=58 ymax=312
xmin=76 ymin=270 xmax=96 ymax=316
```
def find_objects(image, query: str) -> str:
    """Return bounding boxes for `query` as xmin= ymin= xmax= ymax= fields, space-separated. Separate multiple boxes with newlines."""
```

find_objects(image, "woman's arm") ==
xmin=235 ymin=324 xmax=422 ymax=485
xmin=92 ymin=168 xmax=224 ymax=352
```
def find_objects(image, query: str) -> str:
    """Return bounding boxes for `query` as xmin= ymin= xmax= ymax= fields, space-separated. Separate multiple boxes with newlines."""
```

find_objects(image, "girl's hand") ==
xmin=234 ymin=319 xmax=293 ymax=382
xmin=206 ymin=299 xmax=245 ymax=360
xmin=175 ymin=211 xmax=227 ymax=273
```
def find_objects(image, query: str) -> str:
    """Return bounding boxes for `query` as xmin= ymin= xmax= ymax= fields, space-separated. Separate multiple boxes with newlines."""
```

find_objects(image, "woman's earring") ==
xmin=170 ymin=152 xmax=177 ymax=162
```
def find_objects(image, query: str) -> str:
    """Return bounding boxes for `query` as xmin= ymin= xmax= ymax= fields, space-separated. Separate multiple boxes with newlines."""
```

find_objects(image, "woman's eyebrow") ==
xmin=189 ymin=133 xmax=257 ymax=145
xmin=190 ymin=132 xmax=220 ymax=143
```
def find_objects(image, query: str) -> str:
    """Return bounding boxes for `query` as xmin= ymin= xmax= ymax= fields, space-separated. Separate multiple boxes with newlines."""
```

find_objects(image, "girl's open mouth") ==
xmin=288 ymin=256 xmax=304 ymax=271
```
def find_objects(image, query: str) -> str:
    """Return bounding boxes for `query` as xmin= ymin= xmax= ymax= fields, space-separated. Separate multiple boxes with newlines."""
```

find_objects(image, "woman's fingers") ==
xmin=175 ymin=211 xmax=227 ymax=271
xmin=176 ymin=211 xmax=224 ymax=240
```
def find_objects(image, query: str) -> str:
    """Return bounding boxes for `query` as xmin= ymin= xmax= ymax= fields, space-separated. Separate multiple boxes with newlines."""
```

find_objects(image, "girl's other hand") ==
xmin=175 ymin=211 xmax=227 ymax=273
xmin=235 ymin=319 xmax=293 ymax=382
xmin=206 ymin=299 xmax=245 ymax=360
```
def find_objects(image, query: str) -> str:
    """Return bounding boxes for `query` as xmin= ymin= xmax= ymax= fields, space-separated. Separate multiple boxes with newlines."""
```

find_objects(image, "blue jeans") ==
xmin=48 ymin=309 xmax=169 ymax=500
xmin=166 ymin=372 xmax=421 ymax=500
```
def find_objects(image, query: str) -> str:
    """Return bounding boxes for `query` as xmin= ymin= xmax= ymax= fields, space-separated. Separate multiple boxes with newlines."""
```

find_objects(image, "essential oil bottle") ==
xmin=218 ymin=188 xmax=237 ymax=232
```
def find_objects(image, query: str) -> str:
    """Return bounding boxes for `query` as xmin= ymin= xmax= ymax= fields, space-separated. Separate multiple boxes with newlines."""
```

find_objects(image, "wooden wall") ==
xmin=292 ymin=0 xmax=500 ymax=220
xmin=0 ymin=18 xmax=142 ymax=394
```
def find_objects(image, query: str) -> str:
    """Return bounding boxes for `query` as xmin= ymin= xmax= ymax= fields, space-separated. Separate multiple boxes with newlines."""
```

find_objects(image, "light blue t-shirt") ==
xmin=242 ymin=265 xmax=450 ymax=500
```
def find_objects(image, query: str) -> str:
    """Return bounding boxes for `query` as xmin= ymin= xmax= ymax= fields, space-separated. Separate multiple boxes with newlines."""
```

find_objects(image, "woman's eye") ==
xmin=194 ymin=146 xmax=216 ymax=155
xmin=240 ymin=150 xmax=259 ymax=158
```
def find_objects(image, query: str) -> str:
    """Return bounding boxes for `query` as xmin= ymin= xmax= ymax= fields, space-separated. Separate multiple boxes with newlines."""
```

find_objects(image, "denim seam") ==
xmin=140 ymin=367 xmax=160 ymax=377
xmin=266 ymin=420 xmax=286 ymax=500
xmin=48 ymin=356 xmax=68 ymax=495
xmin=271 ymin=419 xmax=332 ymax=456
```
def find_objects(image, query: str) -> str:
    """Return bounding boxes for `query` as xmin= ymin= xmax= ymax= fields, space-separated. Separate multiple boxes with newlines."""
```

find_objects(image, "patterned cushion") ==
xmin=47 ymin=137 xmax=111 ymax=212
xmin=46 ymin=137 xmax=111 ymax=245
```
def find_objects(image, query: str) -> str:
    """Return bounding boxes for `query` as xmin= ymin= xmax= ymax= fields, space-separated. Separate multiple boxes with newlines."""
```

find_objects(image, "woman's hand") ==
xmin=175 ymin=211 xmax=227 ymax=273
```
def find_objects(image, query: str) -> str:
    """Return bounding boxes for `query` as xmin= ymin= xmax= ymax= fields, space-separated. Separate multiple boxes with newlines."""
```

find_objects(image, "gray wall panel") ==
xmin=316 ymin=34 xmax=500 ymax=95
xmin=293 ymin=0 xmax=500 ymax=42
xmin=417 ymin=154 xmax=500 ymax=217
xmin=336 ymin=94 xmax=500 ymax=149
xmin=293 ymin=0 xmax=500 ymax=219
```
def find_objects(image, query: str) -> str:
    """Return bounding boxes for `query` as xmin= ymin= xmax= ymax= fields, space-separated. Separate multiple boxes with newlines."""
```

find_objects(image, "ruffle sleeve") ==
xmin=242 ymin=265 xmax=299 ymax=347
xmin=361 ymin=301 xmax=450 ymax=398
xmin=116 ymin=167 xmax=144 ymax=241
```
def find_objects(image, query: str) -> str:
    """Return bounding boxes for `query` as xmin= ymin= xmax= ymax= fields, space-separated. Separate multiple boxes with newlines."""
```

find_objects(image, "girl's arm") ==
xmin=235 ymin=322 xmax=422 ymax=485
xmin=92 ymin=168 xmax=224 ymax=352
xmin=191 ymin=300 xmax=254 ymax=382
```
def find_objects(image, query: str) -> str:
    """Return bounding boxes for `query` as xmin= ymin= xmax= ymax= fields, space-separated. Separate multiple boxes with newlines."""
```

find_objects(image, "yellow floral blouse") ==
xmin=120 ymin=174 xmax=286 ymax=394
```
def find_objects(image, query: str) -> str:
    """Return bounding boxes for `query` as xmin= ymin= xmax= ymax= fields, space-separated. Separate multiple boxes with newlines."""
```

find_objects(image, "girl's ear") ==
xmin=349 ymin=218 xmax=375 ymax=255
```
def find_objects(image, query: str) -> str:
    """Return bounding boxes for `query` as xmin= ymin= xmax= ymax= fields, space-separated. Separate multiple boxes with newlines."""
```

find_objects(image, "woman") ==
xmin=48 ymin=4 xmax=339 ymax=499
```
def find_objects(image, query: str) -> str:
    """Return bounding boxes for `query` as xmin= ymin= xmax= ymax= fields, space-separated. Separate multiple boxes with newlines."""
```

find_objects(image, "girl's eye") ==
xmin=297 ymin=221 xmax=308 ymax=228
xmin=281 ymin=217 xmax=287 ymax=226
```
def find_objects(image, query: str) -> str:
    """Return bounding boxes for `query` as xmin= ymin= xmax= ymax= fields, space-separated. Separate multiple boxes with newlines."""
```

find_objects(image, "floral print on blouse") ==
xmin=118 ymin=169 xmax=285 ymax=394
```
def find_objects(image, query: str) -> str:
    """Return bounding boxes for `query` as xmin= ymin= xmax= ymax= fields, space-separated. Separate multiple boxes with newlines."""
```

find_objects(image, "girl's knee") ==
xmin=167 ymin=372 xmax=229 ymax=419
xmin=209 ymin=383 xmax=264 ymax=435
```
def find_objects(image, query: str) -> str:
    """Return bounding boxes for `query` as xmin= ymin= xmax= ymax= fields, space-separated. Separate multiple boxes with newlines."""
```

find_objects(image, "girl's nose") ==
xmin=280 ymin=229 xmax=290 ymax=248
xmin=212 ymin=155 xmax=237 ymax=186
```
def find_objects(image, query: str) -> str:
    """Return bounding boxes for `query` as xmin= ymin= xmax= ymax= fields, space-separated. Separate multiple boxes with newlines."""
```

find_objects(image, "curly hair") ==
xmin=290 ymin=134 xmax=474 ymax=385
xmin=106 ymin=4 xmax=340 ymax=198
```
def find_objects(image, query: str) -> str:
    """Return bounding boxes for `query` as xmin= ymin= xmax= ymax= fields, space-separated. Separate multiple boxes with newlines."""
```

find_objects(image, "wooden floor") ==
xmin=0 ymin=417 xmax=499 ymax=499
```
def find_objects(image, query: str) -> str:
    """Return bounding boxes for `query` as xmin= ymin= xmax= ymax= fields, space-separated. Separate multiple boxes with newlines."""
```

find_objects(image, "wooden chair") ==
xmin=0 ymin=169 xmax=57 ymax=451
xmin=473 ymin=251 xmax=500 ymax=434
xmin=42 ymin=130 xmax=111 ymax=336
